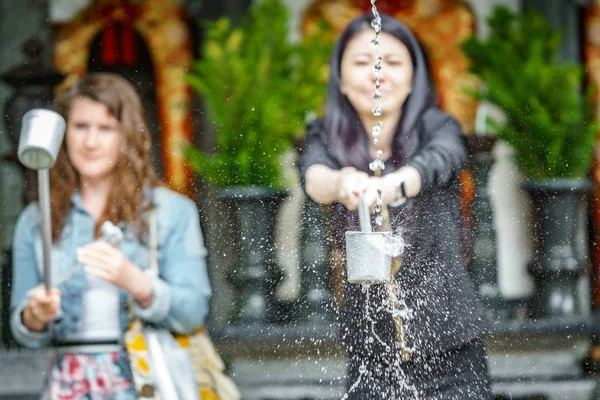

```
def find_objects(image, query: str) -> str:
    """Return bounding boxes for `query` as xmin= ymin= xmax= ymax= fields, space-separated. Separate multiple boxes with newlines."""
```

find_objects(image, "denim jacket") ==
xmin=10 ymin=186 xmax=212 ymax=348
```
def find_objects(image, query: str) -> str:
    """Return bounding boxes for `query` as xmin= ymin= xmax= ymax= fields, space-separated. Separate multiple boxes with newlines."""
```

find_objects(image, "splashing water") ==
xmin=386 ymin=282 xmax=416 ymax=358
xmin=340 ymin=280 xmax=419 ymax=399
xmin=364 ymin=285 xmax=389 ymax=349
xmin=339 ymin=363 xmax=368 ymax=400
xmin=364 ymin=231 xmax=405 ymax=257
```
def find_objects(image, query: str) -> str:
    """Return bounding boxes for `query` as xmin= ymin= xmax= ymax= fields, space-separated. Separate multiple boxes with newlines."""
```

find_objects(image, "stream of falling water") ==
xmin=368 ymin=0 xmax=385 ymax=227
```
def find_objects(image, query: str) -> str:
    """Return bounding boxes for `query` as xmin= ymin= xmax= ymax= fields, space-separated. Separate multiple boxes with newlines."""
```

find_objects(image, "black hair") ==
xmin=323 ymin=14 xmax=434 ymax=169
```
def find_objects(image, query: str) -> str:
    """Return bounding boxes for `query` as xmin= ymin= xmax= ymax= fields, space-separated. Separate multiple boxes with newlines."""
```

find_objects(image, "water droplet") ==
xmin=371 ymin=19 xmax=381 ymax=33
xmin=372 ymin=60 xmax=382 ymax=75
xmin=372 ymin=125 xmax=381 ymax=137
xmin=359 ymin=364 xmax=367 ymax=374
xmin=372 ymin=7 xmax=380 ymax=19
xmin=372 ymin=107 xmax=382 ymax=117
xmin=369 ymin=159 xmax=385 ymax=172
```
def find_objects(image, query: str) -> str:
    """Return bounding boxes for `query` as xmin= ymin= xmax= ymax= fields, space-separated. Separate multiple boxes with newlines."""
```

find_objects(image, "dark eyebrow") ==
xmin=383 ymin=52 xmax=406 ymax=58
xmin=349 ymin=51 xmax=405 ymax=58
xmin=348 ymin=51 xmax=373 ymax=57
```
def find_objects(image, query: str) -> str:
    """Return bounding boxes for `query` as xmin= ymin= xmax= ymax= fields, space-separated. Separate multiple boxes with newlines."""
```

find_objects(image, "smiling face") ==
xmin=340 ymin=30 xmax=414 ymax=121
xmin=66 ymin=97 xmax=123 ymax=183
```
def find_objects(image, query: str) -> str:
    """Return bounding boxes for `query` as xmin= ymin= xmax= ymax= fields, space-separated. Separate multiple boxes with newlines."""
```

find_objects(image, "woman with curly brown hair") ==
xmin=10 ymin=72 xmax=211 ymax=399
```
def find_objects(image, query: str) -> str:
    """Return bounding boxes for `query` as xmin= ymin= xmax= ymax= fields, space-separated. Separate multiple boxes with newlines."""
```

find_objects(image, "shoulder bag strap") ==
xmin=149 ymin=209 xmax=159 ymax=277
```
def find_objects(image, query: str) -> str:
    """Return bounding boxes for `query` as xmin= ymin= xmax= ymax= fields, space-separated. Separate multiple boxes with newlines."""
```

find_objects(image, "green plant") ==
xmin=185 ymin=0 xmax=332 ymax=189
xmin=461 ymin=6 xmax=597 ymax=180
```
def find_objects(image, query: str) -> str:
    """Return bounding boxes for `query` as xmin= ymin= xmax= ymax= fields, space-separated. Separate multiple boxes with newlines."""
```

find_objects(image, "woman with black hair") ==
xmin=299 ymin=14 xmax=492 ymax=399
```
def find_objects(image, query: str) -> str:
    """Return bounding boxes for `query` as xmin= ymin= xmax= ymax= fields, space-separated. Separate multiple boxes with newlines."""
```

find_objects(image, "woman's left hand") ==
xmin=362 ymin=176 xmax=400 ymax=211
xmin=78 ymin=242 xmax=153 ymax=306
xmin=78 ymin=241 xmax=134 ymax=289
xmin=362 ymin=166 xmax=422 ymax=211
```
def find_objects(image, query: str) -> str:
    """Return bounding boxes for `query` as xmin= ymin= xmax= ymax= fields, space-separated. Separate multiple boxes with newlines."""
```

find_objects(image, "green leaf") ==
xmin=461 ymin=5 xmax=596 ymax=179
xmin=184 ymin=0 xmax=333 ymax=188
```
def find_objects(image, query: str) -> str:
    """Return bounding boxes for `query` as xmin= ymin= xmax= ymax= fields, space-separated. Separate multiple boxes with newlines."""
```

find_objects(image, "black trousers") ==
xmin=346 ymin=338 xmax=492 ymax=400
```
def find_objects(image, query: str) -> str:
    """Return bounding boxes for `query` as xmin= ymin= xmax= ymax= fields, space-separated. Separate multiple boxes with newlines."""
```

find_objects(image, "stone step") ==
xmin=0 ymin=349 xmax=597 ymax=400
xmin=0 ymin=349 xmax=53 ymax=395
xmin=493 ymin=379 xmax=598 ymax=400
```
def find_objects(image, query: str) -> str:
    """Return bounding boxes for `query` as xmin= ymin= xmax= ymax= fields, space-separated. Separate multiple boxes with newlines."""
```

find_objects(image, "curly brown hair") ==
xmin=51 ymin=73 xmax=162 ymax=241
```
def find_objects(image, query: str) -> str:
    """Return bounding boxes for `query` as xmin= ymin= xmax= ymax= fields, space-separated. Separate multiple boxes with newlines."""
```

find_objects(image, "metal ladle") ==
xmin=18 ymin=109 xmax=66 ymax=334
xmin=345 ymin=195 xmax=392 ymax=285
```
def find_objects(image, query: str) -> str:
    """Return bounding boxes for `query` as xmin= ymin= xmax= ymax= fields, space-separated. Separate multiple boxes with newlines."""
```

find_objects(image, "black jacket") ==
xmin=298 ymin=107 xmax=486 ymax=357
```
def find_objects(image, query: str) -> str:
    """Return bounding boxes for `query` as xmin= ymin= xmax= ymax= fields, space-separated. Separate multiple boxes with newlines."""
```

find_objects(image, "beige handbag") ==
xmin=125 ymin=211 xmax=241 ymax=400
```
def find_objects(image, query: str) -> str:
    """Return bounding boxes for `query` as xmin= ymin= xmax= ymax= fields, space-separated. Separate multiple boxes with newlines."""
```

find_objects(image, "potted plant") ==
xmin=185 ymin=0 xmax=330 ymax=323
xmin=461 ymin=6 xmax=597 ymax=318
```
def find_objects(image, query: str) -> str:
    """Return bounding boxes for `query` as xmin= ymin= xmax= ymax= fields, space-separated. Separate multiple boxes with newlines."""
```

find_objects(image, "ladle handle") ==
xmin=358 ymin=195 xmax=372 ymax=233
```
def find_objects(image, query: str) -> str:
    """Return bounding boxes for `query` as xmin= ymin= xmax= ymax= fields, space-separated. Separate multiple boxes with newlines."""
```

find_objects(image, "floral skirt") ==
xmin=48 ymin=351 xmax=138 ymax=400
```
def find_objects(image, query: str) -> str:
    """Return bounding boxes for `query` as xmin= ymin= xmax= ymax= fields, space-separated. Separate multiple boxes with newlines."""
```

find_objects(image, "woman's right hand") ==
xmin=22 ymin=287 xmax=61 ymax=332
xmin=337 ymin=167 xmax=370 ymax=210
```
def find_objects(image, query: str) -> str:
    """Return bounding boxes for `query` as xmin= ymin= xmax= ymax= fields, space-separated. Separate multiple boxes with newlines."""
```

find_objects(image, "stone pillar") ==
xmin=299 ymin=198 xmax=335 ymax=323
